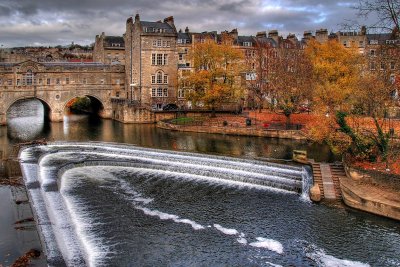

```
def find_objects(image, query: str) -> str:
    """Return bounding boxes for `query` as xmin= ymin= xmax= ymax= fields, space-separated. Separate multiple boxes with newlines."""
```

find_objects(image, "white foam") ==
xmin=249 ymin=237 xmax=284 ymax=254
xmin=138 ymin=207 xmax=205 ymax=230
xmin=133 ymin=197 xmax=154 ymax=204
xmin=265 ymin=262 xmax=283 ymax=267
xmin=236 ymin=232 xmax=248 ymax=244
xmin=213 ymin=224 xmax=239 ymax=235
xmin=307 ymin=249 xmax=370 ymax=267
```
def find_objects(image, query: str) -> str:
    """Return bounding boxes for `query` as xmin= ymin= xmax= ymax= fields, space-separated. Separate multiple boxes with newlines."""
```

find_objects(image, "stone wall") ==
xmin=340 ymin=163 xmax=400 ymax=221
xmin=157 ymin=120 xmax=307 ymax=139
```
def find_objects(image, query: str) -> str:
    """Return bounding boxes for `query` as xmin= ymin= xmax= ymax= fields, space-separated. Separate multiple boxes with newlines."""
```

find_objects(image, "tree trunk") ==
xmin=285 ymin=114 xmax=291 ymax=129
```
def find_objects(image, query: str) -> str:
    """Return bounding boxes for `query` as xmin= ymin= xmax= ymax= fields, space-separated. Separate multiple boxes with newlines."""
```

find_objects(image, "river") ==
xmin=1 ymin=99 xmax=399 ymax=267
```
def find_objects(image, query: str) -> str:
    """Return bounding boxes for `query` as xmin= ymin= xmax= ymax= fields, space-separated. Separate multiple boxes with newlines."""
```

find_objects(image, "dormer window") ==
xmin=243 ymin=42 xmax=252 ymax=47
xmin=145 ymin=27 xmax=155 ymax=33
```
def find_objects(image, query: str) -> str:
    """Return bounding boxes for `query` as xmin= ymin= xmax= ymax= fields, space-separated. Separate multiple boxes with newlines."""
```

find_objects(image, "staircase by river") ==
xmin=311 ymin=162 xmax=345 ymax=200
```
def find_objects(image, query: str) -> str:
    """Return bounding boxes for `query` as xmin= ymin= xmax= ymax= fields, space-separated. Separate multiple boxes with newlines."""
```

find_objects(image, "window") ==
xmin=151 ymin=75 xmax=156 ymax=84
xmin=343 ymin=41 xmax=347 ymax=47
xmin=152 ymin=54 xmax=156 ymax=65
xmin=0 ymin=78 xmax=2 ymax=85
xmin=157 ymin=54 xmax=163 ymax=65
xmin=163 ymin=74 xmax=168 ymax=84
xmin=185 ymin=62 xmax=190 ymax=67
xmin=116 ymin=92 xmax=120 ymax=97
xmin=7 ymin=79 xmax=12 ymax=85
xmin=390 ymin=62 xmax=395 ymax=70
xmin=369 ymin=40 xmax=378 ymax=45
xmin=146 ymin=27 xmax=154 ymax=33
xmin=24 ymin=70 xmax=33 ymax=85
xmin=153 ymin=40 xmax=157 ymax=46
xmin=157 ymin=72 xmax=163 ymax=84
xmin=178 ymin=89 xmax=185 ymax=98
xmin=17 ymin=79 xmax=20 ymax=86
xmin=56 ymin=78 xmax=60 ymax=85
xmin=100 ymin=79 xmax=104 ymax=84
xmin=179 ymin=54 xmax=183 ymax=60
xmin=116 ymin=79 xmax=120 ymax=85
xmin=370 ymin=61 xmax=376 ymax=70
xmin=152 ymin=88 xmax=156 ymax=97
xmin=370 ymin=49 xmax=375 ymax=56
xmin=157 ymin=87 xmax=163 ymax=97
xmin=163 ymin=88 xmax=168 ymax=97
xmin=83 ymin=78 xmax=87 ymax=84
xmin=166 ymin=41 xmax=171 ymax=47
xmin=157 ymin=39 xmax=162 ymax=47
xmin=47 ymin=78 xmax=51 ymax=85
xmin=243 ymin=42 xmax=252 ymax=47
xmin=66 ymin=77 xmax=69 ymax=84
xmin=359 ymin=41 xmax=364 ymax=47
xmin=38 ymin=78 xmax=42 ymax=84
xmin=163 ymin=54 xmax=168 ymax=65
xmin=390 ymin=74 xmax=395 ymax=84
xmin=380 ymin=62 xmax=385 ymax=70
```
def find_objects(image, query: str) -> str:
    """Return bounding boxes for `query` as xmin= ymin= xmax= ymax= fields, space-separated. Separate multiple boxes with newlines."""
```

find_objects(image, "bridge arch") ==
xmin=6 ymin=97 xmax=53 ymax=123
xmin=63 ymin=94 xmax=106 ymax=117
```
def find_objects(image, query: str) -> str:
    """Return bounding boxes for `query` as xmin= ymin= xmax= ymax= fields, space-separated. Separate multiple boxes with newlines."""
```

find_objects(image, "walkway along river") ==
xmin=0 ymin=99 xmax=399 ymax=266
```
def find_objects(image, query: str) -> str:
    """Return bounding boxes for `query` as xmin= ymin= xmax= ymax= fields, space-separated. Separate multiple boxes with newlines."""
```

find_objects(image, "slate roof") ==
xmin=104 ymin=36 xmax=125 ymax=47
xmin=178 ymin=32 xmax=191 ymax=40
xmin=236 ymin=36 xmax=255 ymax=46
xmin=141 ymin=21 xmax=175 ymax=33
xmin=367 ymin=33 xmax=397 ymax=45
xmin=254 ymin=37 xmax=277 ymax=48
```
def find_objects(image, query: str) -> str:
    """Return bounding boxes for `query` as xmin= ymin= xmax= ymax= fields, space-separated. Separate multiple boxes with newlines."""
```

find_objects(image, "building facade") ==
xmin=1 ymin=13 xmax=399 ymax=123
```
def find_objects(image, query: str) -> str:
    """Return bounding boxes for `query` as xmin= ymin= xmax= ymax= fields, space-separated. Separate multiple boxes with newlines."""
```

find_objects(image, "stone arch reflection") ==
xmin=6 ymin=98 xmax=51 ymax=141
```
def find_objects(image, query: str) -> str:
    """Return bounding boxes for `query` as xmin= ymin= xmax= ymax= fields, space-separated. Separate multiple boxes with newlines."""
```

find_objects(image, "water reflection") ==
xmin=3 ymin=98 xmax=338 ymax=162
xmin=7 ymin=99 xmax=46 ymax=142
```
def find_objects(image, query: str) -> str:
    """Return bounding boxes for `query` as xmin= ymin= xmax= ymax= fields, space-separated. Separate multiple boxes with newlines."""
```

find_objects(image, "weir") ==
xmin=19 ymin=142 xmax=313 ymax=266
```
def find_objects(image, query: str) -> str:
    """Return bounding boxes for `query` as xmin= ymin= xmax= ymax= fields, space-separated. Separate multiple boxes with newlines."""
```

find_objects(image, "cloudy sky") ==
xmin=0 ymin=0 xmax=373 ymax=47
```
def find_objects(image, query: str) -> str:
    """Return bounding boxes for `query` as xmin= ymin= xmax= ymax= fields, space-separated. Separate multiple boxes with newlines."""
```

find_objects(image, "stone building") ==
xmin=124 ymin=14 xmax=178 ymax=110
xmin=93 ymin=33 xmax=125 ymax=65
xmin=0 ymin=46 xmax=92 ymax=63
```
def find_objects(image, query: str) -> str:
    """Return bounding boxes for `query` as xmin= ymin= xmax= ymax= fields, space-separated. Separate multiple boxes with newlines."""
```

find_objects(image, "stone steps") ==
xmin=311 ymin=162 xmax=346 ymax=200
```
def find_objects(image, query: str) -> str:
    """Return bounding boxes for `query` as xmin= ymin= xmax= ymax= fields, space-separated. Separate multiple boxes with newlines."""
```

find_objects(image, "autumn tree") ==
xmin=269 ymin=44 xmax=313 ymax=127
xmin=305 ymin=39 xmax=363 ymax=114
xmin=244 ymin=39 xmax=276 ymax=111
xmin=187 ymin=41 xmax=244 ymax=112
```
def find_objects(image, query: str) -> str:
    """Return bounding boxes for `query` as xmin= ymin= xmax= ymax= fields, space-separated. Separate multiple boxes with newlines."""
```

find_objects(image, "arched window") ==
xmin=24 ymin=69 xmax=34 ymax=85
xmin=156 ymin=71 xmax=163 ymax=84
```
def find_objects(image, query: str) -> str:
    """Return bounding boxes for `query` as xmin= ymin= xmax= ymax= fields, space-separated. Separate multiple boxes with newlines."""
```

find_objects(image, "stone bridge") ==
xmin=0 ymin=60 xmax=125 ymax=125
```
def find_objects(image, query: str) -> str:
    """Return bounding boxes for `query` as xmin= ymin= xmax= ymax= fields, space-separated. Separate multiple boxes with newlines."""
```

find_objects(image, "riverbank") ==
xmin=157 ymin=111 xmax=400 ymax=221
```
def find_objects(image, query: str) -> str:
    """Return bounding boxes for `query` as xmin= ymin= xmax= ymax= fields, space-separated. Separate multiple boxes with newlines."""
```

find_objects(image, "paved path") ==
xmin=320 ymin=163 xmax=336 ymax=199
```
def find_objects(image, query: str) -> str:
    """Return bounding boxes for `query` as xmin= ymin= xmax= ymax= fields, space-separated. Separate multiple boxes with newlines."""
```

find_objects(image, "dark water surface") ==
xmin=1 ymin=99 xmax=400 ymax=267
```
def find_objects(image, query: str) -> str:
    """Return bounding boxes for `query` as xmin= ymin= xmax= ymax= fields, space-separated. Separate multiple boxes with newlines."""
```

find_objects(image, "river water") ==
xmin=1 ymin=99 xmax=399 ymax=267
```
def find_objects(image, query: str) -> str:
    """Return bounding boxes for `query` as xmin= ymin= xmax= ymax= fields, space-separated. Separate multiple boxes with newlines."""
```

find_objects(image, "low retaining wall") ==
xmin=340 ymin=164 xmax=400 ymax=221
xmin=157 ymin=121 xmax=307 ymax=139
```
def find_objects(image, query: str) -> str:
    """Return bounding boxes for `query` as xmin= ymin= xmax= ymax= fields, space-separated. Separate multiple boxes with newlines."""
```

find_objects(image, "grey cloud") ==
xmin=0 ymin=0 xmax=374 ymax=47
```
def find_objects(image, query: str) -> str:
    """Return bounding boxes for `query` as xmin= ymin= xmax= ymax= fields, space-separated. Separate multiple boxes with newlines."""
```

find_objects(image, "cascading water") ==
xmin=18 ymin=142 xmax=395 ymax=267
